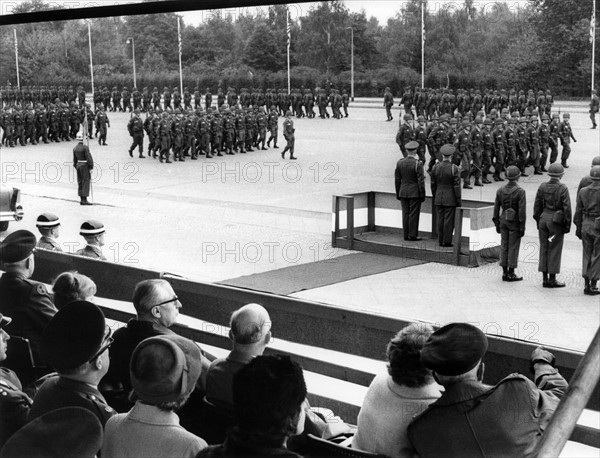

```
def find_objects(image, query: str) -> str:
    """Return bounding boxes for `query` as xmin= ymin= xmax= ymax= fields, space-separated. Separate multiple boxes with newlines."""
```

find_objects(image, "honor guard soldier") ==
xmin=383 ymin=87 xmax=394 ymax=121
xmin=95 ymin=104 xmax=110 ymax=146
xmin=538 ymin=114 xmax=551 ymax=172
xmin=76 ymin=220 xmax=107 ymax=261
xmin=127 ymin=109 xmax=145 ymax=158
xmin=493 ymin=166 xmax=526 ymax=282
xmin=590 ymin=89 xmax=599 ymax=129
xmin=0 ymin=230 xmax=57 ymax=382
xmin=548 ymin=113 xmax=561 ymax=164
xmin=73 ymin=132 xmax=94 ymax=205
xmin=575 ymin=165 xmax=600 ymax=295
xmin=0 ymin=313 xmax=33 ymax=450
xmin=36 ymin=213 xmax=62 ymax=252
xmin=431 ymin=145 xmax=462 ymax=247
xmin=281 ymin=111 xmax=296 ymax=160
xmin=395 ymin=141 xmax=426 ymax=241
xmin=533 ymin=163 xmax=571 ymax=288
xmin=29 ymin=301 xmax=116 ymax=428
xmin=558 ymin=113 xmax=576 ymax=168
xmin=267 ymin=105 xmax=279 ymax=148
xmin=396 ymin=114 xmax=415 ymax=158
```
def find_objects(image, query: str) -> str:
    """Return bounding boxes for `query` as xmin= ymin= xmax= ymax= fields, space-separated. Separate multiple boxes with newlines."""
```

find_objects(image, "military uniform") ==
xmin=558 ymin=114 xmax=576 ymax=167
xmin=395 ymin=143 xmax=426 ymax=241
xmin=590 ymin=90 xmax=599 ymax=128
xmin=281 ymin=113 xmax=296 ymax=159
xmin=533 ymin=167 xmax=571 ymax=285
xmin=75 ymin=244 xmax=106 ymax=261
xmin=0 ymin=367 xmax=32 ymax=449
xmin=73 ymin=140 xmax=94 ymax=204
xmin=127 ymin=113 xmax=145 ymax=158
xmin=396 ymin=117 xmax=414 ymax=158
xmin=95 ymin=108 xmax=110 ymax=145
xmin=37 ymin=236 xmax=61 ymax=252
xmin=431 ymin=146 xmax=462 ymax=247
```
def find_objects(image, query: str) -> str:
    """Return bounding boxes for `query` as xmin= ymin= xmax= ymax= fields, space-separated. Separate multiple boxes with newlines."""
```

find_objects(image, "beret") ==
xmin=421 ymin=323 xmax=488 ymax=376
xmin=80 ymin=220 xmax=104 ymax=236
xmin=0 ymin=230 xmax=37 ymax=263
xmin=405 ymin=141 xmax=419 ymax=151
xmin=36 ymin=213 xmax=60 ymax=228
xmin=0 ymin=407 xmax=102 ymax=458
xmin=130 ymin=335 xmax=203 ymax=405
xmin=41 ymin=301 xmax=106 ymax=370
xmin=0 ymin=313 xmax=12 ymax=329
xmin=440 ymin=144 xmax=456 ymax=156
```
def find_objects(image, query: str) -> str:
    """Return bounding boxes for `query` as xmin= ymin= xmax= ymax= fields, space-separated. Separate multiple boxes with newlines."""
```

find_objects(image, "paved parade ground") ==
xmin=1 ymin=101 xmax=599 ymax=352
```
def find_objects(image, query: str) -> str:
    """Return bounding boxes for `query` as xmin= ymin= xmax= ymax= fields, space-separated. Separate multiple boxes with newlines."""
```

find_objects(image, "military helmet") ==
xmin=530 ymin=116 xmax=538 ymax=123
xmin=431 ymin=115 xmax=440 ymax=121
xmin=519 ymin=117 xmax=528 ymax=123
xmin=592 ymin=156 xmax=600 ymax=166
xmin=508 ymin=118 xmax=517 ymax=124
xmin=462 ymin=119 xmax=471 ymax=127
xmin=563 ymin=113 xmax=570 ymax=119
xmin=449 ymin=118 xmax=458 ymax=124
xmin=417 ymin=115 xmax=426 ymax=123
xmin=552 ymin=113 xmax=560 ymax=119
xmin=541 ymin=114 xmax=549 ymax=121
xmin=403 ymin=113 xmax=413 ymax=121
xmin=484 ymin=119 xmax=492 ymax=125
xmin=489 ymin=109 xmax=498 ymax=116
xmin=548 ymin=163 xmax=565 ymax=177
xmin=505 ymin=165 xmax=521 ymax=180
xmin=511 ymin=111 xmax=520 ymax=118
xmin=439 ymin=114 xmax=449 ymax=122
xmin=590 ymin=165 xmax=600 ymax=180
xmin=474 ymin=116 xmax=483 ymax=124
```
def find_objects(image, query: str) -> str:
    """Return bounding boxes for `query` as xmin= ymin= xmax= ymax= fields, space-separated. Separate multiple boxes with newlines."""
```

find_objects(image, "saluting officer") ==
xmin=73 ymin=132 xmax=94 ymax=206
xmin=431 ymin=144 xmax=462 ymax=247
xmin=493 ymin=166 xmax=526 ymax=282
xmin=574 ymin=165 xmax=600 ymax=296
xmin=395 ymin=141 xmax=426 ymax=241
xmin=36 ymin=213 xmax=62 ymax=252
xmin=533 ymin=163 xmax=571 ymax=288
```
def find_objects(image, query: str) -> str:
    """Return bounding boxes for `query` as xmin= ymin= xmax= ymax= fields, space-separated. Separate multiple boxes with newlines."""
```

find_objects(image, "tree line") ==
xmin=0 ymin=0 xmax=597 ymax=97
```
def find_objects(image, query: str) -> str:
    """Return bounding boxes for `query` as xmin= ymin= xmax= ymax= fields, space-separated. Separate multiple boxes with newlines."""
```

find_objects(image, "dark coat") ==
xmin=395 ymin=156 xmax=425 ymax=200
xmin=431 ymin=161 xmax=461 ymax=207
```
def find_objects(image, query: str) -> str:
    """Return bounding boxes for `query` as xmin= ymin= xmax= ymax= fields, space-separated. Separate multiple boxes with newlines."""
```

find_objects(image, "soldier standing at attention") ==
xmin=590 ymin=89 xmax=599 ymax=129
xmin=73 ymin=133 xmax=94 ymax=206
xmin=575 ymin=166 xmax=600 ymax=295
xmin=127 ymin=109 xmax=145 ymax=158
xmin=383 ymin=87 xmax=394 ymax=121
xmin=76 ymin=220 xmax=107 ymax=261
xmin=395 ymin=141 xmax=426 ymax=241
xmin=493 ymin=166 xmax=526 ymax=282
xmin=558 ymin=113 xmax=576 ymax=168
xmin=431 ymin=145 xmax=462 ymax=248
xmin=281 ymin=111 xmax=296 ymax=160
xmin=533 ymin=163 xmax=571 ymax=288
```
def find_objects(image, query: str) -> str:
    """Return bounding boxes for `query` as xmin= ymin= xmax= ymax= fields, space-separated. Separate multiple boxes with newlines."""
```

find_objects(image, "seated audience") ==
xmin=107 ymin=279 xmax=210 ymax=397
xmin=75 ymin=220 xmax=107 ymax=260
xmin=102 ymin=335 xmax=208 ymax=458
xmin=352 ymin=322 xmax=442 ymax=458
xmin=0 ymin=313 xmax=33 ymax=449
xmin=197 ymin=355 xmax=307 ymax=457
xmin=28 ymin=301 xmax=116 ymax=428
xmin=407 ymin=323 xmax=568 ymax=457
xmin=35 ymin=212 xmax=62 ymax=252
xmin=52 ymin=271 xmax=97 ymax=309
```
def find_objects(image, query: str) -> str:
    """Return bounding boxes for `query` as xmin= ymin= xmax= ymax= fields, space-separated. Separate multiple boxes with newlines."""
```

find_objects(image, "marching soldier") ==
xmin=469 ymin=117 xmax=484 ymax=187
xmin=526 ymin=116 xmax=543 ymax=175
xmin=414 ymin=116 xmax=428 ymax=164
xmin=558 ymin=113 xmax=576 ymax=168
xmin=35 ymin=105 xmax=48 ymax=144
xmin=431 ymin=144 xmax=462 ymax=247
xmin=158 ymin=112 xmax=173 ymax=163
xmin=549 ymin=112 xmax=561 ymax=164
xmin=171 ymin=110 xmax=184 ymax=161
xmin=538 ymin=114 xmax=551 ymax=172
xmin=36 ymin=213 xmax=62 ymax=252
xmin=132 ymin=87 xmax=141 ymax=111
xmin=396 ymin=114 xmax=414 ymax=158
xmin=95 ymin=105 xmax=110 ymax=146
xmin=163 ymin=87 xmax=172 ymax=110
xmin=383 ymin=87 xmax=394 ymax=121
xmin=122 ymin=86 xmax=132 ymax=112
xmin=73 ymin=132 xmax=94 ymax=205
xmin=493 ymin=166 xmax=526 ymax=282
xmin=76 ymin=220 xmax=107 ymax=260
xmin=533 ymin=163 xmax=571 ymax=288
xmin=267 ymin=105 xmax=279 ymax=149
xmin=204 ymin=88 xmax=212 ymax=111
xmin=456 ymin=119 xmax=472 ymax=189
xmin=574 ymin=165 xmax=600 ymax=295
xmin=515 ymin=117 xmax=529 ymax=176
xmin=111 ymin=86 xmax=121 ymax=112
xmin=144 ymin=109 xmax=156 ymax=158
xmin=481 ymin=119 xmax=494 ymax=184
xmin=492 ymin=118 xmax=506 ymax=181
xmin=127 ymin=109 xmax=145 ymax=158
xmin=591 ymin=90 xmax=599 ymax=129
xmin=256 ymin=108 xmax=268 ymax=150
xmin=152 ymin=87 xmax=161 ymax=111
xmin=281 ymin=110 xmax=296 ymax=160
xmin=395 ymin=141 xmax=426 ymax=241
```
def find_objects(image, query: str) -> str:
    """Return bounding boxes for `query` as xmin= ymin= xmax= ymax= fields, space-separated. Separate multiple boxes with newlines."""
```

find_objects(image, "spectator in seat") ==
xmin=0 ymin=313 xmax=33 ymax=449
xmin=29 ymin=301 xmax=116 ymax=430
xmin=52 ymin=271 xmax=97 ymax=309
xmin=102 ymin=335 xmax=208 ymax=458
xmin=352 ymin=322 xmax=442 ymax=458
xmin=197 ymin=355 xmax=306 ymax=458
xmin=407 ymin=323 xmax=568 ymax=457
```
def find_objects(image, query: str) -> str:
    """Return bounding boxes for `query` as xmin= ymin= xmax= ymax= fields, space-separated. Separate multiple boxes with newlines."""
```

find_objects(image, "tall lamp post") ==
xmin=345 ymin=26 xmax=354 ymax=101
xmin=126 ymin=37 xmax=136 ymax=88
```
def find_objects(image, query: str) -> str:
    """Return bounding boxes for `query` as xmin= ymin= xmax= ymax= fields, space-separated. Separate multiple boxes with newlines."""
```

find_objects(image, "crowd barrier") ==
xmin=29 ymin=249 xmax=599 ymax=447
xmin=332 ymin=191 xmax=500 ymax=267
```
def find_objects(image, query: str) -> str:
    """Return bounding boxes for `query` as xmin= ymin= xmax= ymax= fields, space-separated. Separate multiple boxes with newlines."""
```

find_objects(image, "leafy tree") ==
xmin=243 ymin=23 xmax=284 ymax=71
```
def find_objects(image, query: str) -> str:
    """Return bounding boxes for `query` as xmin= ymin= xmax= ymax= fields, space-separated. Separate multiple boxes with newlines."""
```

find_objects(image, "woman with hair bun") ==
xmin=52 ymin=272 xmax=97 ymax=309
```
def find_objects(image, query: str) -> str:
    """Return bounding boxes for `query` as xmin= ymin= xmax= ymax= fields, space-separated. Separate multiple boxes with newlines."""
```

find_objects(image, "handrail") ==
xmin=535 ymin=327 xmax=600 ymax=457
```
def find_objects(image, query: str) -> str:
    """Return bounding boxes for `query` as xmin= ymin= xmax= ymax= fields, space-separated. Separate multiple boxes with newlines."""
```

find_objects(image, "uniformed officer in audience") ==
xmin=493 ymin=166 xmax=526 ymax=282
xmin=76 ymin=220 xmax=107 ymax=261
xmin=0 ymin=230 xmax=57 ymax=378
xmin=29 ymin=301 xmax=116 ymax=427
xmin=430 ymin=145 xmax=462 ymax=247
xmin=575 ymin=165 xmax=600 ymax=296
xmin=0 ymin=313 xmax=33 ymax=449
xmin=395 ymin=141 xmax=426 ymax=241
xmin=533 ymin=163 xmax=571 ymax=288
xmin=36 ymin=212 xmax=62 ymax=251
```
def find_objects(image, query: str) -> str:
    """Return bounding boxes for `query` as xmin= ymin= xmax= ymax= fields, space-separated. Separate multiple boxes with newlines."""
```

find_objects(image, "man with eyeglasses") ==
xmin=28 ymin=301 xmax=116 ymax=428
xmin=106 ymin=279 xmax=211 ymax=406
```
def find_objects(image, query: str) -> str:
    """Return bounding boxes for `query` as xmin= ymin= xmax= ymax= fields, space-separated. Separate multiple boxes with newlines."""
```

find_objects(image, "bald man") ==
xmin=205 ymin=303 xmax=272 ymax=410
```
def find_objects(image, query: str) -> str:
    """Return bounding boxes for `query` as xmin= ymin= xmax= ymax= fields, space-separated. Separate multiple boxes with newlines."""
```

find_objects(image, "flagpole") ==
xmin=87 ymin=21 xmax=94 ymax=104
xmin=14 ymin=29 xmax=20 ymax=90
xmin=421 ymin=0 xmax=425 ymax=89
xmin=592 ymin=0 xmax=596 ymax=96
xmin=178 ymin=17 xmax=184 ymax=97
xmin=287 ymin=10 xmax=291 ymax=95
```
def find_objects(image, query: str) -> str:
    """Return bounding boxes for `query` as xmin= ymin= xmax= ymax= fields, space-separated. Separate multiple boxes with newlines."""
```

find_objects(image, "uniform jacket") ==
xmin=395 ymin=156 xmax=425 ymax=200
xmin=29 ymin=375 xmax=116 ymax=427
xmin=73 ymin=143 xmax=93 ymax=168
xmin=431 ymin=161 xmax=461 ymax=207
xmin=196 ymin=428 xmax=302 ymax=458
xmin=0 ymin=272 xmax=56 ymax=365
xmin=0 ymin=367 xmax=32 ymax=449
xmin=75 ymin=244 xmax=106 ymax=261
xmin=575 ymin=181 xmax=600 ymax=229
xmin=493 ymin=181 xmax=526 ymax=233
xmin=533 ymin=180 xmax=572 ymax=232
xmin=37 ymin=236 xmax=62 ymax=252
xmin=407 ymin=365 xmax=568 ymax=458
